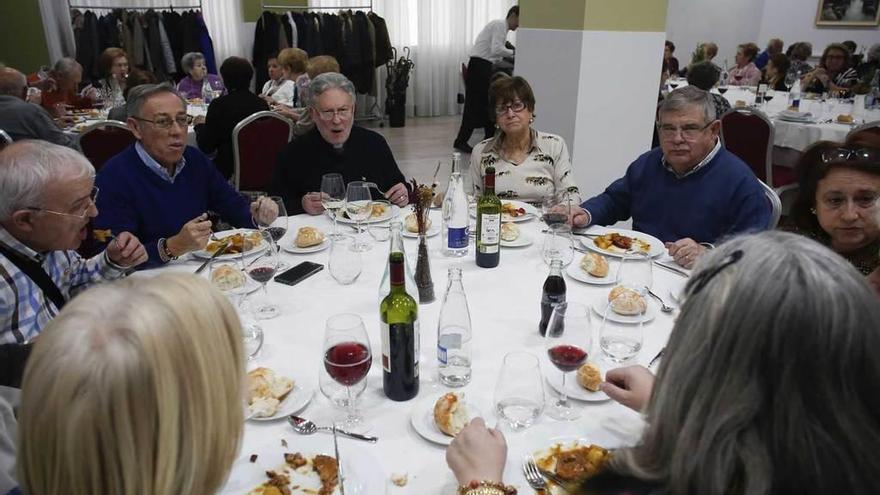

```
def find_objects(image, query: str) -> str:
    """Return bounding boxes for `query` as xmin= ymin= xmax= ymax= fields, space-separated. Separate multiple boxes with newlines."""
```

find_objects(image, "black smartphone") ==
xmin=274 ymin=261 xmax=324 ymax=286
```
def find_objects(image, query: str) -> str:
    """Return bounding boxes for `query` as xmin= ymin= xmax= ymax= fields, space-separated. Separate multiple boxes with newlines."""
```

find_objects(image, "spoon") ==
xmin=288 ymin=415 xmax=378 ymax=443
xmin=646 ymin=288 xmax=674 ymax=313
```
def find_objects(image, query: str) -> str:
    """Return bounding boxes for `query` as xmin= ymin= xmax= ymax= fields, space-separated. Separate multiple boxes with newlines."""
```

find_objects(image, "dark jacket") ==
xmin=194 ymin=89 xmax=270 ymax=180
xmin=253 ymin=11 xmax=281 ymax=91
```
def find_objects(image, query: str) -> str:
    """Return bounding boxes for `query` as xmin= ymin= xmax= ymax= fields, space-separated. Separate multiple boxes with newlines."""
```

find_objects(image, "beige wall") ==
xmin=522 ymin=0 xmax=668 ymax=32
xmin=0 ymin=0 xmax=50 ymax=74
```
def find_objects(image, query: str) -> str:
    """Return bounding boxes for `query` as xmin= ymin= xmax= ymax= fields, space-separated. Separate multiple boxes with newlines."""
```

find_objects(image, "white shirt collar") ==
xmin=663 ymin=138 xmax=721 ymax=179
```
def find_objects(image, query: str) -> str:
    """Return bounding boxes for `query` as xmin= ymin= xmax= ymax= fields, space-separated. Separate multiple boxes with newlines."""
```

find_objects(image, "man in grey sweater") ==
xmin=0 ymin=67 xmax=79 ymax=150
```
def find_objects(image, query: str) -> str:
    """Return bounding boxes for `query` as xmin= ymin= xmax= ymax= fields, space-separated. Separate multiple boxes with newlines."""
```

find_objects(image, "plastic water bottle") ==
xmin=201 ymin=79 xmax=213 ymax=104
xmin=437 ymin=268 xmax=472 ymax=387
xmin=866 ymin=70 xmax=879 ymax=110
xmin=441 ymin=152 xmax=469 ymax=257
xmin=789 ymin=79 xmax=801 ymax=111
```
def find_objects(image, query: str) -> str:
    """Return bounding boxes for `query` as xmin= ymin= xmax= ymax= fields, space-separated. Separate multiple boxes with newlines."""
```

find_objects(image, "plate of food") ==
xmin=528 ymin=438 xmax=612 ymax=493
xmin=401 ymin=213 xmax=440 ymax=238
xmin=591 ymin=287 xmax=657 ymax=324
xmin=193 ymin=229 xmax=267 ymax=260
xmin=469 ymin=200 xmax=538 ymax=223
xmin=544 ymin=361 xmax=610 ymax=402
xmin=410 ymin=392 xmax=483 ymax=446
xmin=331 ymin=202 xmax=399 ymax=224
xmin=581 ymin=229 xmax=664 ymax=258
xmin=221 ymin=435 xmax=385 ymax=495
xmin=566 ymin=252 xmax=617 ymax=285
xmin=282 ymin=226 xmax=329 ymax=254
xmin=499 ymin=222 xmax=532 ymax=247
xmin=245 ymin=367 xmax=314 ymax=422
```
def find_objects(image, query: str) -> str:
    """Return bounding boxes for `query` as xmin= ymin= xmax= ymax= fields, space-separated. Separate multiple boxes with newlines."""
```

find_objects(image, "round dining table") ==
xmin=147 ymin=208 xmax=686 ymax=494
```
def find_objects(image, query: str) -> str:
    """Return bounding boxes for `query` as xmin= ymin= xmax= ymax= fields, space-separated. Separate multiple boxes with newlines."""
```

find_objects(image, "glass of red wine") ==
xmin=244 ymin=230 xmax=280 ymax=320
xmin=541 ymin=191 xmax=570 ymax=227
xmin=544 ymin=301 xmax=592 ymax=420
xmin=321 ymin=313 xmax=373 ymax=432
xmin=253 ymin=195 xmax=289 ymax=271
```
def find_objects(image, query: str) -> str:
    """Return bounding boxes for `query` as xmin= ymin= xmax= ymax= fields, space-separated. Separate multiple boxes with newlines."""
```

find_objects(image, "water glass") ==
xmin=321 ymin=173 xmax=346 ymax=240
xmin=345 ymin=180 xmax=374 ymax=252
xmin=328 ymin=235 xmax=362 ymax=285
xmin=241 ymin=319 xmax=264 ymax=360
xmin=542 ymin=224 xmax=574 ymax=267
xmin=616 ymin=251 xmax=652 ymax=296
xmin=494 ymin=352 xmax=545 ymax=431
xmin=599 ymin=295 xmax=645 ymax=364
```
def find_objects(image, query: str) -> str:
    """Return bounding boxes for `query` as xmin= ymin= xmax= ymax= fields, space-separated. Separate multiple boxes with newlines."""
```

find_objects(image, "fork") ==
xmin=522 ymin=456 xmax=548 ymax=492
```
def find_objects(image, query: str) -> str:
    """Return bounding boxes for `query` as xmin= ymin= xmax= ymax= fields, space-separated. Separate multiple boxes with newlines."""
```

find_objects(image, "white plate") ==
xmin=591 ymin=296 xmax=657 ymax=325
xmin=580 ymin=228 xmax=665 ymax=258
xmin=192 ymin=229 xmax=269 ymax=260
xmin=668 ymin=278 xmax=686 ymax=304
xmin=221 ymin=436 xmax=385 ymax=495
xmin=565 ymin=257 xmax=618 ymax=285
xmin=282 ymin=239 xmax=330 ymax=254
xmin=410 ymin=394 xmax=483 ymax=446
xmin=469 ymin=200 xmax=539 ymax=223
xmin=401 ymin=223 xmax=440 ymax=238
xmin=247 ymin=380 xmax=315 ymax=422
xmin=501 ymin=234 xmax=533 ymax=248
xmin=331 ymin=203 xmax=400 ymax=224
xmin=542 ymin=357 xmax=610 ymax=402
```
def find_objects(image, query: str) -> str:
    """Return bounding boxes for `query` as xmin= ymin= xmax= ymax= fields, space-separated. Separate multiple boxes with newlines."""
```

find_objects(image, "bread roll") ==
xmin=211 ymin=265 xmax=246 ymax=291
xmin=295 ymin=226 xmax=325 ymax=248
xmin=576 ymin=363 xmax=602 ymax=392
xmin=405 ymin=213 xmax=431 ymax=233
xmin=433 ymin=392 xmax=469 ymax=437
xmin=246 ymin=367 xmax=294 ymax=417
xmin=608 ymin=286 xmax=647 ymax=316
xmin=580 ymin=253 xmax=609 ymax=278
xmin=501 ymin=222 xmax=519 ymax=241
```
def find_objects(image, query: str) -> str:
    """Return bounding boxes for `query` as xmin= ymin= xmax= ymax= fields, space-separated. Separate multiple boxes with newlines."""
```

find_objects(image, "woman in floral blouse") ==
xmin=729 ymin=42 xmax=761 ymax=86
xmin=470 ymin=76 xmax=581 ymax=205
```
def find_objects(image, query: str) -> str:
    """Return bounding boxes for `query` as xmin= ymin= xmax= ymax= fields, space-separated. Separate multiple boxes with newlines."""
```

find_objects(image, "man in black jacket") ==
xmin=273 ymin=72 xmax=409 ymax=215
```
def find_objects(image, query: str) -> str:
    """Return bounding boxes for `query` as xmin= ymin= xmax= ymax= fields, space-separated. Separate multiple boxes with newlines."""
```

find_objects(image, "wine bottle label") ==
xmin=478 ymin=213 xmax=500 ymax=253
xmin=447 ymin=227 xmax=468 ymax=248
xmin=380 ymin=321 xmax=420 ymax=375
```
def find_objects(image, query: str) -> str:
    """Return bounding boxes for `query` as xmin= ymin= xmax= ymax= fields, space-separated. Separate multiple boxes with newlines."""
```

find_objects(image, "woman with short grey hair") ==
xmin=175 ymin=52 xmax=224 ymax=100
xmin=445 ymin=231 xmax=880 ymax=494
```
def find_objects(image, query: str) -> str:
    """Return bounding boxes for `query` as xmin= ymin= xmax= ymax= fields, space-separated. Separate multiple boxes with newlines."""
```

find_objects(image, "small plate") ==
xmin=402 ymin=224 xmax=441 ymax=238
xmin=501 ymin=234 xmax=533 ymax=248
xmin=542 ymin=359 xmax=610 ymax=402
xmin=282 ymin=239 xmax=330 ymax=254
xmin=591 ymin=296 xmax=657 ymax=324
xmin=469 ymin=200 xmax=538 ymax=223
xmin=580 ymin=228 xmax=665 ymax=258
xmin=410 ymin=394 xmax=483 ymax=446
xmin=192 ymin=229 xmax=268 ymax=260
xmin=247 ymin=381 xmax=315 ymax=422
xmin=331 ymin=203 xmax=400 ymax=224
xmin=565 ymin=258 xmax=618 ymax=285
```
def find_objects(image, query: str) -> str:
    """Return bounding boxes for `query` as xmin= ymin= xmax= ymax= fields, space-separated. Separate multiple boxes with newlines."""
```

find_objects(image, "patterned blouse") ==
xmin=470 ymin=129 xmax=581 ymax=204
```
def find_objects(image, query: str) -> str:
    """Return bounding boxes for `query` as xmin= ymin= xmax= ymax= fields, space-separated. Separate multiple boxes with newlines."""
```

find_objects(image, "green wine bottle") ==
xmin=380 ymin=251 xmax=420 ymax=401
xmin=475 ymin=166 xmax=501 ymax=268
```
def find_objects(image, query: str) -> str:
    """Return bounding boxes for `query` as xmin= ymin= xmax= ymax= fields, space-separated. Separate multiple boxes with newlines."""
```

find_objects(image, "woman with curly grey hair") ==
xmin=446 ymin=231 xmax=880 ymax=495
xmin=175 ymin=51 xmax=225 ymax=100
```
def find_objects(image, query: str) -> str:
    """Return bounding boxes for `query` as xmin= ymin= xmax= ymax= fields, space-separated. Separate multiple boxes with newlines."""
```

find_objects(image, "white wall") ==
xmin=756 ymin=0 xmax=880 ymax=55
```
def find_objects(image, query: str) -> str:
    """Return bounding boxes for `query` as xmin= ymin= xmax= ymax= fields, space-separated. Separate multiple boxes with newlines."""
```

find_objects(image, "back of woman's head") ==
xmin=18 ymin=274 xmax=245 ymax=495
xmin=617 ymin=231 xmax=880 ymax=494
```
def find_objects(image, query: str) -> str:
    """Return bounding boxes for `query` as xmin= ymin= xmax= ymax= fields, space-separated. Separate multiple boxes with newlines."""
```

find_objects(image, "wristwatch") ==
xmin=158 ymin=238 xmax=178 ymax=262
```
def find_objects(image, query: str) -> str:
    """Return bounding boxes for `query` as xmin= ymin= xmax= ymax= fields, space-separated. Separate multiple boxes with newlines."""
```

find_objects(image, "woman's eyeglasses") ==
xmin=495 ymin=100 xmax=526 ymax=115
xmin=820 ymin=147 xmax=880 ymax=164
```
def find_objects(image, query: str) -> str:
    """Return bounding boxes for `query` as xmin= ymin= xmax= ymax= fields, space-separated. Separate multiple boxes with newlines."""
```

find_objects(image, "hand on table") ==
xmin=385 ymin=182 xmax=409 ymax=207
xmin=446 ymin=417 xmax=507 ymax=485
xmin=665 ymin=238 xmax=706 ymax=269
xmin=251 ymin=196 xmax=279 ymax=225
xmin=566 ymin=206 xmax=591 ymax=229
xmin=302 ymin=192 xmax=325 ymax=215
xmin=105 ymin=231 xmax=148 ymax=268
xmin=273 ymin=104 xmax=301 ymax=122
xmin=167 ymin=213 xmax=212 ymax=256
xmin=601 ymin=365 xmax=656 ymax=412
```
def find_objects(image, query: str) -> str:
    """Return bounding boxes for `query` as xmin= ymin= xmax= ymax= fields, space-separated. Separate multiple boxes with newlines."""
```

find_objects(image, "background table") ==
xmin=151 ymin=210 xmax=685 ymax=493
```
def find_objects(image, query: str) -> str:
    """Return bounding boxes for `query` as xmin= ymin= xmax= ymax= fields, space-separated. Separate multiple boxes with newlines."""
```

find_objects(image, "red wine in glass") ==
xmin=718 ymin=87 xmax=729 ymax=94
xmin=547 ymin=344 xmax=588 ymax=372
xmin=248 ymin=266 xmax=276 ymax=284
xmin=541 ymin=212 xmax=568 ymax=227
xmin=763 ymin=94 xmax=774 ymax=103
xmin=325 ymin=342 xmax=372 ymax=386
xmin=266 ymin=227 xmax=287 ymax=242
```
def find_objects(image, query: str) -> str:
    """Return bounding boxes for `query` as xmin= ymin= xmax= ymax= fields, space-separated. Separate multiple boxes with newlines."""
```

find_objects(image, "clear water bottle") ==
xmin=442 ymin=152 xmax=469 ymax=257
xmin=437 ymin=267 xmax=472 ymax=387
xmin=201 ymin=79 xmax=214 ymax=104
xmin=789 ymin=79 xmax=802 ymax=111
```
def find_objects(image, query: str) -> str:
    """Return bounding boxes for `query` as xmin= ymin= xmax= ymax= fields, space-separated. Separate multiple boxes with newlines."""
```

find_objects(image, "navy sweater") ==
xmin=94 ymin=144 xmax=253 ymax=268
xmin=582 ymin=147 xmax=770 ymax=244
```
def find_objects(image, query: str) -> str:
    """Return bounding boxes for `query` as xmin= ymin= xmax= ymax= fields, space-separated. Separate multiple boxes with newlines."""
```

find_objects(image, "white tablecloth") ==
xmin=149 ymin=210 xmax=685 ymax=493
xmin=68 ymin=103 xmax=204 ymax=147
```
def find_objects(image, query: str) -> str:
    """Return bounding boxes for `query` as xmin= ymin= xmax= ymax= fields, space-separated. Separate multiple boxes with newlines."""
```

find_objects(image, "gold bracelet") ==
xmin=457 ymin=480 xmax=517 ymax=495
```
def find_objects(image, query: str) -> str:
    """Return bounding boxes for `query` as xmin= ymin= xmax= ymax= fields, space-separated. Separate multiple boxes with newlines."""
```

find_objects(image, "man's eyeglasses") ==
xmin=657 ymin=121 xmax=714 ymax=141
xmin=495 ymin=100 xmax=526 ymax=115
xmin=26 ymin=186 xmax=99 ymax=220
xmin=820 ymin=147 xmax=880 ymax=164
xmin=316 ymin=107 xmax=353 ymax=121
xmin=132 ymin=114 xmax=193 ymax=130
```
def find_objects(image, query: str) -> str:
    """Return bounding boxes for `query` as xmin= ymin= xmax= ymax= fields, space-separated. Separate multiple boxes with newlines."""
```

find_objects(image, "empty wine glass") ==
xmin=243 ymin=230 xmax=280 ymax=319
xmin=321 ymin=313 xmax=372 ymax=432
xmin=542 ymin=224 xmax=574 ymax=267
xmin=494 ymin=351 xmax=545 ymax=431
xmin=345 ymin=180 xmax=373 ymax=252
xmin=321 ymin=173 xmax=346 ymax=240
xmin=241 ymin=318 xmax=264 ymax=360
xmin=328 ymin=235 xmax=362 ymax=285
xmin=544 ymin=302 xmax=591 ymax=421
xmin=599 ymin=293 xmax=645 ymax=364
xmin=616 ymin=251 xmax=653 ymax=296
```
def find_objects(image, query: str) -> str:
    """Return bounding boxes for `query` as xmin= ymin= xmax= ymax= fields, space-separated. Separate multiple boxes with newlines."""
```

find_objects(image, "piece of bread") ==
xmin=295 ymin=226 xmax=325 ymax=248
xmin=501 ymin=222 xmax=519 ymax=241
xmin=371 ymin=202 xmax=389 ymax=218
xmin=404 ymin=213 xmax=432 ymax=233
xmin=246 ymin=367 xmax=294 ymax=417
xmin=837 ymin=114 xmax=853 ymax=123
xmin=608 ymin=286 xmax=647 ymax=316
xmin=433 ymin=392 xmax=469 ymax=437
xmin=580 ymin=253 xmax=609 ymax=278
xmin=211 ymin=264 xmax=246 ymax=291
xmin=576 ymin=363 xmax=602 ymax=392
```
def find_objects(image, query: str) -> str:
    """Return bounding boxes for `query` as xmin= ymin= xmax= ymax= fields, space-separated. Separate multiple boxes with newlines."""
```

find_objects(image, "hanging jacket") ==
xmin=157 ymin=15 xmax=178 ymax=75
xmin=162 ymin=11 xmax=184 ymax=74
xmin=368 ymin=12 xmax=393 ymax=68
xmin=145 ymin=10 xmax=167 ymax=80
xmin=194 ymin=11 xmax=217 ymax=74
xmin=253 ymin=11 xmax=281 ymax=92
xmin=291 ymin=12 xmax=307 ymax=49
xmin=97 ymin=11 xmax=120 ymax=52
xmin=76 ymin=11 xmax=101 ymax=82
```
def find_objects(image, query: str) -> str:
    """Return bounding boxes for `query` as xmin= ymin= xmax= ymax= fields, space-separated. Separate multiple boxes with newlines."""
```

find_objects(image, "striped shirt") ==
xmin=0 ymin=227 xmax=124 ymax=344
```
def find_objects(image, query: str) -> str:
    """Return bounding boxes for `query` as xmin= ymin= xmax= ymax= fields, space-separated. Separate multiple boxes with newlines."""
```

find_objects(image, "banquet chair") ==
xmin=720 ymin=108 xmax=795 ymax=191
xmin=0 ymin=129 xmax=12 ymax=150
xmin=758 ymin=180 xmax=782 ymax=229
xmin=79 ymin=120 xmax=136 ymax=171
xmin=847 ymin=120 xmax=880 ymax=143
xmin=232 ymin=111 xmax=293 ymax=193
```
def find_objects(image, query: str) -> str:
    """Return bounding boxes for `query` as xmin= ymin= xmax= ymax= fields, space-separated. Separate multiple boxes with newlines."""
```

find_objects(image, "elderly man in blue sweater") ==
xmin=93 ymin=83 xmax=277 ymax=268
xmin=569 ymin=86 xmax=771 ymax=268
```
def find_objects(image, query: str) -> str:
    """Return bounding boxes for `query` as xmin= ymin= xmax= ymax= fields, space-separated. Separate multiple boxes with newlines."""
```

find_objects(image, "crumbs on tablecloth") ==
xmin=281 ymin=438 xmax=288 ymax=448
xmin=390 ymin=473 xmax=408 ymax=486
xmin=249 ymin=454 xmax=258 ymax=463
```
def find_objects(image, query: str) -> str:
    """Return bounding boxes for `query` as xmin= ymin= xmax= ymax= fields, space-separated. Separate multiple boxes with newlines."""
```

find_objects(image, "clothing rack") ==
xmin=67 ymin=1 xmax=202 ymax=11
xmin=260 ymin=1 xmax=372 ymax=11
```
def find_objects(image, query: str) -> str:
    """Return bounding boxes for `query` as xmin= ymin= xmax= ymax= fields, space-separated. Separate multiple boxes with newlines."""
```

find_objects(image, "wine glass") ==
xmin=616 ymin=251 xmax=653 ymax=296
xmin=494 ymin=351 xmax=545 ymax=431
xmin=543 ymin=302 xmax=591 ymax=421
xmin=241 ymin=318 xmax=264 ymax=360
xmin=367 ymin=199 xmax=392 ymax=242
xmin=321 ymin=173 xmax=346 ymax=240
xmin=541 ymin=191 xmax=569 ymax=227
xmin=253 ymin=195 xmax=289 ymax=270
xmin=321 ymin=313 xmax=373 ymax=432
xmin=328 ymin=235 xmax=362 ymax=285
xmin=599 ymin=293 xmax=645 ymax=364
xmin=244 ymin=230 xmax=280 ymax=319
xmin=542 ymin=223 xmax=574 ymax=267
xmin=345 ymin=180 xmax=373 ymax=252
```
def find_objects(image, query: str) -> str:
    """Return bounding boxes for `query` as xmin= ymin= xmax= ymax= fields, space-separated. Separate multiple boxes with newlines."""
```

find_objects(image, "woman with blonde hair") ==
xmin=272 ymin=47 xmax=309 ymax=108
xmin=17 ymin=273 xmax=245 ymax=495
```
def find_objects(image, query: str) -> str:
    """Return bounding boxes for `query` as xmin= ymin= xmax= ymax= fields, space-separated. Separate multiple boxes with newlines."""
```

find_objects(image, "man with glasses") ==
xmin=273 ymin=72 xmax=409 ymax=215
xmin=0 ymin=66 xmax=80 ymax=150
xmin=93 ymin=83 xmax=277 ymax=268
xmin=567 ymin=86 xmax=770 ymax=268
xmin=0 ymin=140 xmax=147 ymax=344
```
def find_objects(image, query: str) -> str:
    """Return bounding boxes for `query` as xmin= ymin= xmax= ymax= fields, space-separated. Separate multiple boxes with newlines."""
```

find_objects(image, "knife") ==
xmin=194 ymin=240 xmax=230 ymax=274
xmin=333 ymin=424 xmax=345 ymax=495
xmin=652 ymin=260 xmax=690 ymax=278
